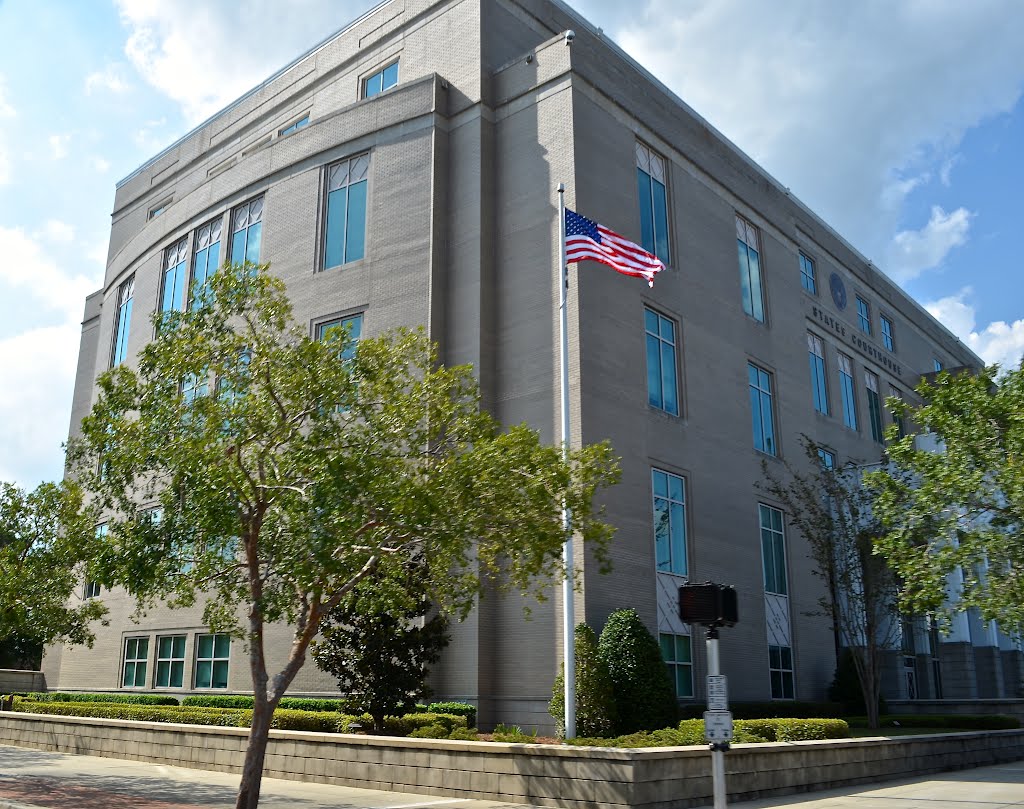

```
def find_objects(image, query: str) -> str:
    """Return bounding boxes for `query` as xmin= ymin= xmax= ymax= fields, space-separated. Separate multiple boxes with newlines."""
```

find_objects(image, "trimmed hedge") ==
xmin=427 ymin=702 xmax=476 ymax=727
xmin=568 ymin=717 xmax=849 ymax=747
xmin=25 ymin=692 xmax=180 ymax=706
xmin=847 ymin=714 xmax=1019 ymax=731
xmin=679 ymin=701 xmax=845 ymax=720
xmin=181 ymin=695 xmax=351 ymax=713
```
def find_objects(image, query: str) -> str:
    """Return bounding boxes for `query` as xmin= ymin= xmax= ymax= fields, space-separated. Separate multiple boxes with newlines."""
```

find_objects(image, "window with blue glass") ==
xmin=111 ymin=276 xmax=134 ymax=367
xmin=278 ymin=114 xmax=309 ymax=137
xmin=865 ymin=371 xmax=884 ymax=443
xmin=660 ymin=633 xmax=694 ymax=698
xmin=160 ymin=237 xmax=189 ymax=318
xmin=635 ymin=142 xmax=670 ymax=265
xmin=880 ymin=315 xmax=894 ymax=351
xmin=807 ymin=333 xmax=829 ymax=415
xmin=317 ymin=313 xmax=363 ymax=356
xmin=799 ymin=252 xmax=817 ymax=294
xmin=230 ymin=196 xmax=263 ymax=265
xmin=652 ymin=468 xmax=686 ymax=575
xmin=749 ymin=362 xmax=776 ymax=455
xmin=856 ymin=296 xmax=871 ymax=335
xmin=644 ymin=307 xmax=679 ymax=415
xmin=838 ymin=353 xmax=858 ymax=430
xmin=933 ymin=358 xmax=943 ymax=373
xmin=323 ymin=154 xmax=369 ymax=269
xmin=737 ymin=216 xmax=765 ymax=322
xmin=760 ymin=504 xmax=787 ymax=595
xmin=818 ymin=447 xmax=835 ymax=469
xmin=363 ymin=61 xmax=399 ymax=98
xmin=181 ymin=373 xmax=209 ymax=403
xmin=190 ymin=218 xmax=222 ymax=308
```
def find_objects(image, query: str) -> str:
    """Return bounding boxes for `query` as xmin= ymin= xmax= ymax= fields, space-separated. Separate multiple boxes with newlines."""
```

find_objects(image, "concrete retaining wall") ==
xmin=0 ymin=712 xmax=1022 ymax=809
xmin=889 ymin=699 xmax=1024 ymax=722
xmin=0 ymin=670 xmax=44 ymax=693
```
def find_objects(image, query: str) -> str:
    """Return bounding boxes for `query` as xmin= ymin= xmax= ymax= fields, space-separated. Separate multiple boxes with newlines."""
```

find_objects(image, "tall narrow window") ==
xmin=889 ymin=384 xmax=905 ymax=438
xmin=155 ymin=635 xmax=186 ymax=688
xmin=818 ymin=448 xmax=835 ymax=469
xmin=799 ymin=252 xmax=817 ymax=294
xmin=759 ymin=504 xmax=787 ymax=595
xmin=645 ymin=307 xmax=679 ymax=415
xmin=652 ymin=468 xmax=686 ymax=575
xmin=660 ymin=634 xmax=694 ymax=698
xmin=856 ymin=296 xmax=871 ymax=335
xmin=363 ymin=61 xmax=399 ymax=98
xmin=160 ymin=237 xmax=189 ymax=316
xmin=111 ymin=276 xmax=134 ymax=367
xmin=737 ymin=216 xmax=765 ymax=322
xmin=85 ymin=524 xmax=107 ymax=599
xmin=807 ymin=333 xmax=829 ymax=415
xmin=838 ymin=354 xmax=858 ymax=430
xmin=933 ymin=358 xmax=943 ymax=373
xmin=191 ymin=218 xmax=222 ymax=308
xmin=880 ymin=315 xmax=894 ymax=351
xmin=865 ymin=371 xmax=883 ymax=443
xmin=636 ymin=143 xmax=670 ymax=265
xmin=230 ymin=196 xmax=263 ymax=265
xmin=749 ymin=363 xmax=776 ymax=455
xmin=769 ymin=644 xmax=795 ymax=699
xmin=194 ymin=633 xmax=230 ymax=689
xmin=122 ymin=637 xmax=149 ymax=688
xmin=323 ymin=154 xmax=369 ymax=269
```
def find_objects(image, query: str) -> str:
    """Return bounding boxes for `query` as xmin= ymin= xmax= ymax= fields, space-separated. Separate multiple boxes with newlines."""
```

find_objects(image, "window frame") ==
xmin=321 ymin=153 xmax=370 ymax=271
xmin=807 ymin=333 xmax=829 ymax=415
xmin=660 ymin=633 xmax=694 ymax=698
xmin=159 ymin=236 xmax=190 ymax=318
xmin=880 ymin=314 xmax=895 ymax=352
xmin=636 ymin=142 xmax=671 ymax=266
xmin=361 ymin=60 xmax=399 ymax=99
xmin=190 ymin=216 xmax=224 ymax=310
xmin=856 ymin=296 xmax=872 ymax=335
xmin=155 ymin=634 xmax=187 ymax=689
xmin=769 ymin=644 xmax=795 ymax=700
xmin=229 ymin=195 xmax=264 ymax=266
xmin=736 ymin=215 xmax=766 ymax=323
xmin=122 ymin=636 xmax=149 ymax=689
xmin=837 ymin=353 xmax=858 ymax=431
xmin=798 ymin=252 xmax=817 ymax=295
xmin=193 ymin=633 xmax=231 ymax=690
xmin=817 ymin=447 xmax=836 ymax=469
xmin=110 ymin=275 xmax=135 ymax=367
xmin=652 ymin=467 xmax=687 ymax=576
xmin=644 ymin=307 xmax=680 ymax=416
xmin=865 ymin=370 xmax=884 ymax=443
xmin=278 ymin=113 xmax=310 ymax=137
xmin=759 ymin=503 xmax=787 ymax=596
xmin=748 ymin=362 xmax=777 ymax=456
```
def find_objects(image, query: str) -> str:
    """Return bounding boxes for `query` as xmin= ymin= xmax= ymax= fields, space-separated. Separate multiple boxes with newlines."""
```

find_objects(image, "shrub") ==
xmin=409 ymin=724 xmax=449 ymax=739
xmin=550 ymin=623 xmax=617 ymax=738
xmin=181 ymin=695 xmax=353 ymax=713
xmin=26 ymin=692 xmax=179 ymax=706
xmin=181 ymin=695 xmax=255 ymax=709
xmin=680 ymin=701 xmax=846 ymax=720
xmin=446 ymin=727 xmax=480 ymax=740
xmin=13 ymin=700 xmax=247 ymax=726
xmin=279 ymin=697 xmax=349 ymax=713
xmin=568 ymin=717 xmax=849 ymax=747
xmin=598 ymin=609 xmax=677 ymax=734
xmin=492 ymin=723 xmax=538 ymax=743
xmin=427 ymin=702 xmax=476 ymax=727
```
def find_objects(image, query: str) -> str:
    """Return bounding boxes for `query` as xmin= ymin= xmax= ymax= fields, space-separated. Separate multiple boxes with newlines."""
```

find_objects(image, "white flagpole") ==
xmin=556 ymin=182 xmax=576 ymax=739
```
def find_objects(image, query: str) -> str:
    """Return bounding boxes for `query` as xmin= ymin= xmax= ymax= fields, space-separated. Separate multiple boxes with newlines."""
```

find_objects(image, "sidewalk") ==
xmin=0 ymin=743 xmax=1021 ymax=808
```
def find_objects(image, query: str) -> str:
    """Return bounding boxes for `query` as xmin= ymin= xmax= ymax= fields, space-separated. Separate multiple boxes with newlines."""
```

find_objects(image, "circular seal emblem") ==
xmin=829 ymin=272 xmax=847 ymax=311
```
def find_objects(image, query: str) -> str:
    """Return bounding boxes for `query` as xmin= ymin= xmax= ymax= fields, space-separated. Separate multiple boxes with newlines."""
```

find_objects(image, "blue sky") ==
xmin=1 ymin=0 xmax=1023 ymax=488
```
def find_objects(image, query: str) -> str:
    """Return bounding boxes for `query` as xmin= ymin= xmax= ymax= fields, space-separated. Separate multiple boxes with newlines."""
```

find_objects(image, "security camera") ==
xmin=564 ymin=29 xmax=576 ymax=45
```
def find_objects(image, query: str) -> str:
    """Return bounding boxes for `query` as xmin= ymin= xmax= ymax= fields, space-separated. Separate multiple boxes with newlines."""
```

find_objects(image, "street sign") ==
xmin=703 ymin=710 xmax=733 ymax=742
xmin=707 ymin=674 xmax=728 ymax=711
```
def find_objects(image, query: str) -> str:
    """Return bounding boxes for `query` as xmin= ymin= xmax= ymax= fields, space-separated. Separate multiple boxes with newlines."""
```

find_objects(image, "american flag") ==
xmin=564 ymin=208 xmax=664 ymax=287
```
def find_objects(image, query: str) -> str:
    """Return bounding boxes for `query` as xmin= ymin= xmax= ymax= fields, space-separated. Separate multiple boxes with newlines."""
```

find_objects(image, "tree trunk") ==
xmin=235 ymin=697 xmax=274 ymax=809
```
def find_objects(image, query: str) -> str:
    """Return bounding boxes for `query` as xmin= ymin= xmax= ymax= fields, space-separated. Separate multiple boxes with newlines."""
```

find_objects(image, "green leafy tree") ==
xmin=760 ymin=439 xmax=902 ymax=729
xmin=598 ymin=608 xmax=677 ymax=734
xmin=0 ymin=482 xmax=107 ymax=655
xmin=868 ymin=364 xmax=1024 ymax=631
xmin=67 ymin=263 xmax=619 ymax=809
xmin=549 ymin=622 xmax=617 ymax=738
xmin=312 ymin=561 xmax=450 ymax=733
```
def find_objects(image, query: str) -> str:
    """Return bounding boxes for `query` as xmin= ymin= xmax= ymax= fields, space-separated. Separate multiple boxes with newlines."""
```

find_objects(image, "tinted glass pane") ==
xmin=652 ymin=469 xmax=667 ymax=498
xmin=652 ymin=179 xmax=669 ymax=264
xmin=748 ymin=249 xmax=764 ymax=321
xmin=775 ymin=548 xmax=787 ymax=594
xmin=658 ymin=314 xmax=673 ymax=342
xmin=646 ymin=334 xmax=662 ymax=407
xmin=781 ymin=646 xmax=793 ymax=669
xmin=654 ymin=498 xmax=670 ymax=570
xmin=637 ymin=169 xmax=654 ymax=255
xmin=670 ymin=502 xmax=685 ymax=574
xmin=158 ymin=636 xmax=172 ymax=658
xmin=134 ymin=662 xmax=147 ymax=687
xmin=771 ymin=508 xmax=783 ymax=532
xmin=173 ymin=636 xmax=185 ymax=658
xmin=244 ymin=222 xmax=262 ymax=264
xmin=761 ymin=396 xmax=775 ymax=455
xmin=769 ymin=646 xmax=781 ymax=669
xmin=324 ymin=187 xmax=347 ymax=269
xmin=365 ymin=72 xmax=383 ymax=97
xmin=771 ymin=670 xmax=783 ymax=698
xmin=170 ymin=660 xmax=184 ymax=688
xmin=750 ymin=387 xmax=763 ymax=450
xmin=738 ymin=242 xmax=752 ymax=316
xmin=198 ymin=635 xmax=213 ymax=658
xmin=748 ymin=363 xmax=759 ymax=387
xmin=676 ymin=635 xmax=691 ymax=663
xmin=231 ymin=230 xmax=246 ymax=264
xmin=344 ymin=180 xmax=367 ymax=263
xmin=212 ymin=660 xmax=229 ymax=689
xmin=668 ymin=474 xmax=683 ymax=502
xmin=762 ymin=533 xmax=775 ymax=592
xmin=214 ymin=634 xmax=230 ymax=658
xmin=660 ymin=634 xmax=674 ymax=661
xmin=195 ymin=660 xmax=212 ymax=688
xmin=382 ymin=62 xmax=399 ymax=89
xmin=645 ymin=308 xmax=659 ymax=334
xmin=156 ymin=660 xmax=169 ymax=687
xmin=122 ymin=663 xmax=134 ymax=687
xmin=661 ymin=342 xmax=678 ymax=415
xmin=677 ymin=664 xmax=693 ymax=697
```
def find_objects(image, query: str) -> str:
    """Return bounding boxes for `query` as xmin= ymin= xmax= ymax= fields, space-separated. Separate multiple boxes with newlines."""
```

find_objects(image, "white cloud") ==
xmin=0 ymin=75 xmax=14 ymax=118
xmin=0 ymin=226 xmax=100 ymax=321
xmin=84 ymin=64 xmax=131 ymax=95
xmin=115 ymin=1 xmax=368 ymax=125
xmin=610 ymin=1 xmax=1024 ymax=277
xmin=925 ymin=288 xmax=1024 ymax=371
xmin=37 ymin=220 xmax=76 ymax=244
xmin=90 ymin=156 xmax=111 ymax=173
xmin=0 ymin=325 xmax=80 ymax=487
xmin=886 ymin=206 xmax=973 ymax=282
xmin=48 ymin=133 xmax=71 ymax=160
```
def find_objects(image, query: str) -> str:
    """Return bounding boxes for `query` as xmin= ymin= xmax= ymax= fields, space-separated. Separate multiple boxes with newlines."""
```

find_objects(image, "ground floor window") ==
xmin=155 ymin=635 xmax=187 ymax=688
xmin=659 ymin=633 xmax=694 ymax=698
xmin=768 ymin=644 xmax=794 ymax=699
xmin=122 ymin=637 xmax=149 ymax=688
xmin=194 ymin=633 xmax=230 ymax=689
